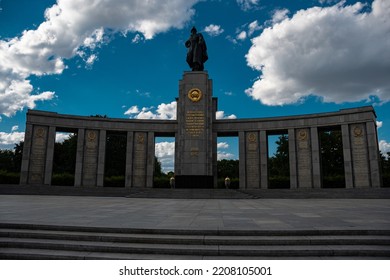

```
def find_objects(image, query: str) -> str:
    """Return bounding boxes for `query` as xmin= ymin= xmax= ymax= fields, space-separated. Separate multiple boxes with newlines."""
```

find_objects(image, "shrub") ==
xmin=51 ymin=173 xmax=74 ymax=186
xmin=104 ymin=175 xmax=125 ymax=187
xmin=153 ymin=176 xmax=170 ymax=188
xmin=323 ymin=175 xmax=345 ymax=188
xmin=0 ymin=170 xmax=20 ymax=184
xmin=269 ymin=176 xmax=290 ymax=189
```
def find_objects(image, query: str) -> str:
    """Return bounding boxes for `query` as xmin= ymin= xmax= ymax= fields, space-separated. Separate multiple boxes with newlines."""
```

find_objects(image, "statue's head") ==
xmin=191 ymin=26 xmax=197 ymax=34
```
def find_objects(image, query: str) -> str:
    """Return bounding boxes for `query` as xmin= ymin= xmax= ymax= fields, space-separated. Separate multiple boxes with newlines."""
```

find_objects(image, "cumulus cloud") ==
xmin=379 ymin=140 xmax=390 ymax=157
xmin=217 ymin=142 xmax=229 ymax=149
xmin=0 ymin=0 xmax=200 ymax=117
xmin=204 ymin=24 xmax=224 ymax=37
xmin=237 ymin=0 xmax=260 ymax=11
xmin=377 ymin=121 xmax=383 ymax=129
xmin=155 ymin=141 xmax=175 ymax=172
xmin=0 ymin=131 xmax=25 ymax=148
xmin=271 ymin=8 xmax=289 ymax=24
xmin=216 ymin=111 xmax=237 ymax=119
xmin=125 ymin=101 xmax=177 ymax=120
xmin=246 ymin=0 xmax=390 ymax=106
xmin=217 ymin=151 xmax=236 ymax=160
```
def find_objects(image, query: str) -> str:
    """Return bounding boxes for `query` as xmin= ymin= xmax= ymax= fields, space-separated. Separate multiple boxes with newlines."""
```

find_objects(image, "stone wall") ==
xmin=20 ymin=73 xmax=382 ymax=189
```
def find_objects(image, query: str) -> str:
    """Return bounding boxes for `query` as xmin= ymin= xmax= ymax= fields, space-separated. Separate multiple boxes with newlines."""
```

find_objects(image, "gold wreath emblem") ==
xmin=353 ymin=126 xmax=363 ymax=137
xmin=188 ymin=88 xmax=202 ymax=102
xmin=87 ymin=131 xmax=96 ymax=141
xmin=298 ymin=130 xmax=308 ymax=141
xmin=36 ymin=127 xmax=45 ymax=138
xmin=248 ymin=133 xmax=256 ymax=143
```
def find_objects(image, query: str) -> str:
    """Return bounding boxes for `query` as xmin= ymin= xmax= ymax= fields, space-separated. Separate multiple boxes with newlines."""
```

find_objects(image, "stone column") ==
xmin=28 ymin=126 xmax=49 ymax=184
xmin=146 ymin=132 xmax=155 ymax=188
xmin=245 ymin=131 xmax=260 ymax=189
xmin=259 ymin=130 xmax=268 ymax=189
xmin=341 ymin=124 xmax=353 ymax=188
xmin=296 ymin=128 xmax=312 ymax=188
xmin=74 ymin=128 xmax=85 ymax=187
xmin=125 ymin=131 xmax=134 ymax=188
xmin=133 ymin=132 xmax=147 ymax=187
xmin=44 ymin=126 xmax=56 ymax=185
xmin=366 ymin=121 xmax=382 ymax=188
xmin=96 ymin=130 xmax=106 ymax=187
xmin=350 ymin=123 xmax=370 ymax=188
xmin=288 ymin=128 xmax=298 ymax=189
xmin=82 ymin=129 xmax=99 ymax=186
xmin=310 ymin=127 xmax=321 ymax=189
xmin=20 ymin=124 xmax=33 ymax=185
xmin=239 ymin=131 xmax=246 ymax=189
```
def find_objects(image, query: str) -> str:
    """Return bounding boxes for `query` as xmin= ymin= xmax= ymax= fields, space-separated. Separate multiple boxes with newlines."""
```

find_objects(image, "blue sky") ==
xmin=0 ymin=0 xmax=389 ymax=172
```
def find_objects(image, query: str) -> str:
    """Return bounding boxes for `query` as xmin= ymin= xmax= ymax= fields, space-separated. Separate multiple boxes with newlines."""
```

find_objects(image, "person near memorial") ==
xmin=170 ymin=175 xmax=175 ymax=189
xmin=224 ymin=176 xmax=231 ymax=189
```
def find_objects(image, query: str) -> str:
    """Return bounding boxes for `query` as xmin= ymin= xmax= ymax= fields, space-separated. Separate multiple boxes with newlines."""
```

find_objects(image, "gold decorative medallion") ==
xmin=36 ymin=127 xmax=45 ymax=138
xmin=248 ymin=133 xmax=256 ymax=143
xmin=87 ymin=131 xmax=96 ymax=142
xmin=353 ymin=126 xmax=363 ymax=137
xmin=187 ymin=88 xmax=202 ymax=102
xmin=137 ymin=134 xmax=145 ymax=144
xmin=298 ymin=129 xmax=308 ymax=141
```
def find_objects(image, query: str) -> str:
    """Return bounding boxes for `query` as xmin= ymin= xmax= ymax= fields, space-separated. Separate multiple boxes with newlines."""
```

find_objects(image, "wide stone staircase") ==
xmin=0 ymin=223 xmax=389 ymax=259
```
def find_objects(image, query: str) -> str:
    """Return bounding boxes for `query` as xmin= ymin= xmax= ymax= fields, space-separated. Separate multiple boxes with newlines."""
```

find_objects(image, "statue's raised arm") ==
xmin=185 ymin=27 xmax=208 ymax=71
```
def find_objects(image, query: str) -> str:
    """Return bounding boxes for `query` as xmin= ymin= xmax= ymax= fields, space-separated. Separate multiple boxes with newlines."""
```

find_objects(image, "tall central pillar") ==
xmin=175 ymin=71 xmax=217 ymax=188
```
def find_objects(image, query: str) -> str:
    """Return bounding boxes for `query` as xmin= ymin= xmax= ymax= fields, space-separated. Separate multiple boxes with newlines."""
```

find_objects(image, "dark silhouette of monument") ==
xmin=185 ymin=27 xmax=208 ymax=71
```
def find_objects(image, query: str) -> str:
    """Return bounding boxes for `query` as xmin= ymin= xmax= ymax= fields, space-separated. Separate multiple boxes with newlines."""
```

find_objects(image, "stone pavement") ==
xmin=0 ymin=195 xmax=389 ymax=231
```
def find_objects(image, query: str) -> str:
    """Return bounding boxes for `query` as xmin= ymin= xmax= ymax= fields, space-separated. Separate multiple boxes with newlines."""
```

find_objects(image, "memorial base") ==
xmin=175 ymin=175 xmax=214 ymax=189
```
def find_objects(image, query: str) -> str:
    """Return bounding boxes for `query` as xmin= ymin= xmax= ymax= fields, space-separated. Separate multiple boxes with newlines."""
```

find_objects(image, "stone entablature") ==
xmin=20 ymin=72 xmax=382 ymax=189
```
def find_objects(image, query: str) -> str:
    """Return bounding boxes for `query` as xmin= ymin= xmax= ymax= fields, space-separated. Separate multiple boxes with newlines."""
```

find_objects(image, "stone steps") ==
xmin=0 ymin=223 xmax=389 ymax=259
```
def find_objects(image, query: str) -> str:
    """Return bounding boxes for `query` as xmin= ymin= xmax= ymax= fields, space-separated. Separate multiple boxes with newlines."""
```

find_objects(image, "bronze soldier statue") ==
xmin=185 ymin=27 xmax=208 ymax=71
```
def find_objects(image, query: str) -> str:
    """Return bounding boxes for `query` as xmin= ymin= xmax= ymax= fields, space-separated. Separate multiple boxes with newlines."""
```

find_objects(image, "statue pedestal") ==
xmin=175 ymin=72 xmax=217 ymax=188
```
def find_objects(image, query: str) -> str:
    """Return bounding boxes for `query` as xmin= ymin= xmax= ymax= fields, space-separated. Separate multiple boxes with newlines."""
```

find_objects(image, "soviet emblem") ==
xmin=188 ymin=88 xmax=202 ymax=102
xmin=353 ymin=126 xmax=363 ymax=137
xmin=87 ymin=131 xmax=96 ymax=142
xmin=298 ymin=129 xmax=308 ymax=141
xmin=248 ymin=133 xmax=256 ymax=143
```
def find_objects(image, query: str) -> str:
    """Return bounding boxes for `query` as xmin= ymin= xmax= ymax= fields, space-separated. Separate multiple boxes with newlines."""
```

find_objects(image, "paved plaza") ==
xmin=0 ymin=195 xmax=389 ymax=231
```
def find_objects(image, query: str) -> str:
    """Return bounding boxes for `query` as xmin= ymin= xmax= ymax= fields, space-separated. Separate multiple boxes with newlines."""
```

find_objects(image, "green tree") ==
xmin=268 ymin=134 xmax=289 ymax=177
xmin=217 ymin=159 xmax=239 ymax=179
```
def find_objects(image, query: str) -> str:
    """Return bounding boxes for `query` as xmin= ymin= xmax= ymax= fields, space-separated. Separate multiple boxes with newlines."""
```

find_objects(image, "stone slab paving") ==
xmin=0 ymin=195 xmax=389 ymax=231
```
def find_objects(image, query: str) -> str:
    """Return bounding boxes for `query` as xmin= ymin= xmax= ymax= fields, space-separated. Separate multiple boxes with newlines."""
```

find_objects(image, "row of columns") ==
xmin=239 ymin=121 xmax=381 ymax=189
xmin=20 ymin=122 xmax=381 ymax=189
xmin=20 ymin=126 xmax=155 ymax=188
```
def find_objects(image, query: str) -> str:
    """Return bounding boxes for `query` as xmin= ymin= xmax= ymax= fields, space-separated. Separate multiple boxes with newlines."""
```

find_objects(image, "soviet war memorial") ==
xmin=0 ymin=1 xmax=390 ymax=276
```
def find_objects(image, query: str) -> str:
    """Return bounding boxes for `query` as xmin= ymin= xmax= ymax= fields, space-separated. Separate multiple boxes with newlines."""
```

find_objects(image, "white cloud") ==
xmin=0 ymin=131 xmax=25 ymax=147
xmin=216 ymin=111 xmax=237 ymax=119
xmin=237 ymin=0 xmax=260 ymax=11
xmin=217 ymin=142 xmax=229 ymax=149
xmin=124 ymin=105 xmax=140 ymax=115
xmin=237 ymin=31 xmax=247 ymax=41
xmin=55 ymin=132 xmax=73 ymax=143
xmin=248 ymin=20 xmax=261 ymax=36
xmin=271 ymin=8 xmax=289 ymax=24
xmin=217 ymin=151 xmax=235 ymax=160
xmin=125 ymin=101 xmax=177 ymax=120
xmin=155 ymin=141 xmax=175 ymax=172
xmin=379 ymin=140 xmax=390 ymax=157
xmin=377 ymin=121 xmax=383 ymax=129
xmin=0 ymin=0 xmax=200 ymax=117
xmin=11 ymin=125 xmax=19 ymax=132
xmin=204 ymin=24 xmax=224 ymax=37
xmin=246 ymin=0 xmax=390 ymax=106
